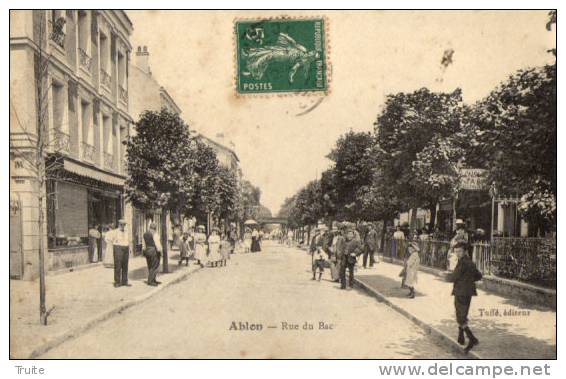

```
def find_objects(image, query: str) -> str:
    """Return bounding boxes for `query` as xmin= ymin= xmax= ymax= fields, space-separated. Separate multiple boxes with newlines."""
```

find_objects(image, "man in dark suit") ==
xmin=340 ymin=225 xmax=363 ymax=289
xmin=449 ymin=248 xmax=483 ymax=353
xmin=363 ymin=223 xmax=379 ymax=268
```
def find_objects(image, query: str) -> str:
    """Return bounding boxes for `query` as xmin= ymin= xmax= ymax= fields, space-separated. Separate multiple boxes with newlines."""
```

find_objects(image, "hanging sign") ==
xmin=459 ymin=169 xmax=488 ymax=190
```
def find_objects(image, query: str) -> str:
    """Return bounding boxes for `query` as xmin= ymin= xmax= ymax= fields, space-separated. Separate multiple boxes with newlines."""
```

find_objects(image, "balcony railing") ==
xmin=82 ymin=142 xmax=96 ymax=162
xmin=103 ymin=152 xmax=115 ymax=170
xmin=118 ymin=85 xmax=128 ymax=104
xmin=78 ymin=48 xmax=92 ymax=71
xmin=49 ymin=17 xmax=66 ymax=49
xmin=53 ymin=130 xmax=71 ymax=154
xmin=100 ymin=69 xmax=112 ymax=89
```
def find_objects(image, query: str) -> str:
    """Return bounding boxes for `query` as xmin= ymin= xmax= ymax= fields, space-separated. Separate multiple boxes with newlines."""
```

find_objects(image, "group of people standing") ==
xmin=309 ymin=222 xmax=380 ymax=289
xmin=102 ymin=219 xmax=239 ymax=288
xmin=305 ymin=217 xmax=482 ymax=353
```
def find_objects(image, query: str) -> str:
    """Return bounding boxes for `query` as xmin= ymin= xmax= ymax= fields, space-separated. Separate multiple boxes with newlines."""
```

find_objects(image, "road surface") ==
xmin=43 ymin=242 xmax=459 ymax=358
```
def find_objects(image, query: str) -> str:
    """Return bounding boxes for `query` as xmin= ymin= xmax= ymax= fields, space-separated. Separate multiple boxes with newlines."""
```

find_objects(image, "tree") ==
xmin=471 ymin=63 xmax=556 ymax=234
xmin=374 ymin=88 xmax=464 ymax=230
xmin=210 ymin=165 xmax=240 ymax=223
xmin=326 ymin=131 xmax=374 ymax=220
xmin=125 ymin=108 xmax=197 ymax=272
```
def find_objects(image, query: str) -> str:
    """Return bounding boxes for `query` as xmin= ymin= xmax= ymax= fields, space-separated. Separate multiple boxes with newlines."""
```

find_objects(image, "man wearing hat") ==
xmin=105 ymin=219 xmax=131 ymax=287
xmin=340 ymin=225 xmax=363 ymax=289
xmin=143 ymin=223 xmax=162 ymax=286
xmin=363 ymin=223 xmax=379 ymax=268
xmin=449 ymin=240 xmax=482 ymax=353
xmin=310 ymin=224 xmax=329 ymax=281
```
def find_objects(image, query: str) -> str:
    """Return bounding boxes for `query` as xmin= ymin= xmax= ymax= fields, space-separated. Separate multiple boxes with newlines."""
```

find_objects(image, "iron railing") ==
xmin=100 ymin=69 xmax=112 ymax=89
xmin=382 ymin=236 xmax=556 ymax=288
xmin=103 ymin=152 xmax=115 ymax=170
xmin=119 ymin=85 xmax=128 ymax=103
xmin=53 ymin=130 xmax=70 ymax=154
xmin=82 ymin=142 xmax=95 ymax=162
xmin=78 ymin=48 xmax=92 ymax=71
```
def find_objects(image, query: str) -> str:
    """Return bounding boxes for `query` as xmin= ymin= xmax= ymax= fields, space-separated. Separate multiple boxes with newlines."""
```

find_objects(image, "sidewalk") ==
xmin=355 ymin=259 xmax=556 ymax=359
xmin=10 ymin=251 xmax=201 ymax=359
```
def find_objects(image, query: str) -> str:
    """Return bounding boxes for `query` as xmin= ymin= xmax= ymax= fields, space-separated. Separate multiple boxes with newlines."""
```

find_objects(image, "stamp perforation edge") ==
xmin=232 ymin=14 xmax=331 ymax=98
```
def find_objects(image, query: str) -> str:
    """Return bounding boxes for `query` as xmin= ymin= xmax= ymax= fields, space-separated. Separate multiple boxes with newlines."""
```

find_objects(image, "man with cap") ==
xmin=105 ymin=219 xmax=131 ymax=287
xmin=340 ymin=224 xmax=363 ymax=289
xmin=310 ymin=225 xmax=328 ymax=281
xmin=448 ymin=240 xmax=482 ymax=353
xmin=363 ymin=223 xmax=379 ymax=268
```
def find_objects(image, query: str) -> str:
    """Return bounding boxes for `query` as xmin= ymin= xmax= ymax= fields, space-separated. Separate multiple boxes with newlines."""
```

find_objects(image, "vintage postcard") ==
xmin=9 ymin=9 xmax=556 ymax=363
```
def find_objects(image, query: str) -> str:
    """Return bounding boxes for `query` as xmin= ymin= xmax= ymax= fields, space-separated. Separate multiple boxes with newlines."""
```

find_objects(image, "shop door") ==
xmin=10 ymin=199 xmax=23 ymax=279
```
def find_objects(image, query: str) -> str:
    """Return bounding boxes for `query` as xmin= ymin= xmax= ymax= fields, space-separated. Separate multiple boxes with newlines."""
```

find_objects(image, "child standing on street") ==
xmin=207 ymin=227 xmax=222 ymax=267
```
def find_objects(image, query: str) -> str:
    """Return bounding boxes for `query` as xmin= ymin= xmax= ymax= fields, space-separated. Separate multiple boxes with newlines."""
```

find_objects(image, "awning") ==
xmin=63 ymin=159 xmax=125 ymax=187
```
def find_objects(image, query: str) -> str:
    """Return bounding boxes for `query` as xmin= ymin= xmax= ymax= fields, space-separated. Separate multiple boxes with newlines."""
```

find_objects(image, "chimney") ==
xmin=135 ymin=45 xmax=151 ymax=75
xmin=215 ymin=133 xmax=225 ymax=145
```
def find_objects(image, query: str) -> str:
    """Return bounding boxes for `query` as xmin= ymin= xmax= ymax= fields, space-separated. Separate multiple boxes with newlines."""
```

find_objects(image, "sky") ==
xmin=127 ymin=10 xmax=556 ymax=215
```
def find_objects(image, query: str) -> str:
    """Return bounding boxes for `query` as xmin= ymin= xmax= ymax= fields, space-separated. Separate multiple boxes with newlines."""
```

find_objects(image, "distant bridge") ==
xmin=257 ymin=217 xmax=288 ymax=225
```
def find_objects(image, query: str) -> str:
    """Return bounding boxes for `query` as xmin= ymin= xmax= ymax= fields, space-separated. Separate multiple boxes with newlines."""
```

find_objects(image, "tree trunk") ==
xmin=409 ymin=208 xmax=418 ymax=235
xmin=161 ymin=209 xmax=168 ymax=273
xmin=380 ymin=219 xmax=388 ymax=254
xmin=428 ymin=204 xmax=437 ymax=232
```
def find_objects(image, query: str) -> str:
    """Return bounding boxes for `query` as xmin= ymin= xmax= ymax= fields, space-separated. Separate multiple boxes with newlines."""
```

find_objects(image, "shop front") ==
xmin=46 ymin=157 xmax=125 ymax=271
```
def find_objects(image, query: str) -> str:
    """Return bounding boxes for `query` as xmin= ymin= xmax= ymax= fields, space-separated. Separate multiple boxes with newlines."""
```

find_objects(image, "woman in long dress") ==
xmin=251 ymin=228 xmax=261 ymax=252
xmin=194 ymin=225 xmax=208 ymax=268
xmin=405 ymin=242 xmax=420 ymax=298
xmin=207 ymin=227 xmax=222 ymax=267
xmin=243 ymin=229 xmax=252 ymax=253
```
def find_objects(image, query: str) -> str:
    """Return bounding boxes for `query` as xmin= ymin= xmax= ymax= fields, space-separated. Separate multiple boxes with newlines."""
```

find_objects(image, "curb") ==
xmin=28 ymin=265 xmax=203 ymax=359
xmin=354 ymin=276 xmax=482 ymax=359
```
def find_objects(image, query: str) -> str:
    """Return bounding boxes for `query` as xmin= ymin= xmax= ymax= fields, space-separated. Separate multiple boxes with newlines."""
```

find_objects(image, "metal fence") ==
xmin=382 ymin=237 xmax=556 ymax=288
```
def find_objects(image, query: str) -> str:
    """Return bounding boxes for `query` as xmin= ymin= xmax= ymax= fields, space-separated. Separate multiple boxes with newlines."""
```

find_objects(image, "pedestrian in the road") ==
xmin=311 ymin=225 xmax=329 ymax=281
xmin=208 ymin=227 xmax=221 ymax=267
xmin=287 ymin=229 xmax=294 ymax=247
xmin=143 ymin=223 xmax=162 ymax=286
xmin=404 ymin=241 xmax=420 ymax=298
xmin=105 ymin=219 xmax=131 ymax=287
xmin=449 ymin=243 xmax=483 ymax=353
xmin=340 ymin=225 xmax=363 ymax=289
xmin=329 ymin=223 xmax=346 ymax=282
xmin=251 ymin=227 xmax=261 ymax=252
xmin=363 ymin=223 xmax=379 ymax=268
xmin=194 ymin=225 xmax=208 ymax=267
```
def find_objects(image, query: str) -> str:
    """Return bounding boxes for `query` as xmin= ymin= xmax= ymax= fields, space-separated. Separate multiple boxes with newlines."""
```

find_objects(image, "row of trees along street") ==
xmin=125 ymin=108 xmax=270 ymax=272
xmin=279 ymin=23 xmax=556 ymax=245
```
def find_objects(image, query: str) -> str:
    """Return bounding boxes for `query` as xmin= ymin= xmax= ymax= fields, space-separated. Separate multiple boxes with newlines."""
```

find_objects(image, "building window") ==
xmin=49 ymin=10 xmax=66 ymax=48
xmin=77 ymin=11 xmax=92 ymax=71
xmin=99 ymin=32 xmax=111 ymax=89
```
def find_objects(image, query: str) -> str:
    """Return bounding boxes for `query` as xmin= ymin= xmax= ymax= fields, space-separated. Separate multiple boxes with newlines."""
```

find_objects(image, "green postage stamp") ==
xmin=235 ymin=17 xmax=328 ymax=94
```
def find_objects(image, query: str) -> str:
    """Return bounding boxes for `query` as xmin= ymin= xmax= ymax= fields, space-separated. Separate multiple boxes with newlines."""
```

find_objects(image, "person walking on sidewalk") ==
xmin=105 ymin=219 xmax=131 ymax=288
xmin=340 ymin=226 xmax=363 ymax=289
xmin=363 ymin=223 xmax=379 ymax=268
xmin=143 ymin=223 xmax=162 ymax=286
xmin=404 ymin=241 xmax=420 ymax=298
xmin=449 ymin=246 xmax=483 ymax=353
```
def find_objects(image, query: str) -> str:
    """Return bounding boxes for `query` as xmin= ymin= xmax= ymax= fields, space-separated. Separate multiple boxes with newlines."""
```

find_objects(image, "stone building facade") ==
xmin=10 ymin=10 xmax=134 ymax=279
